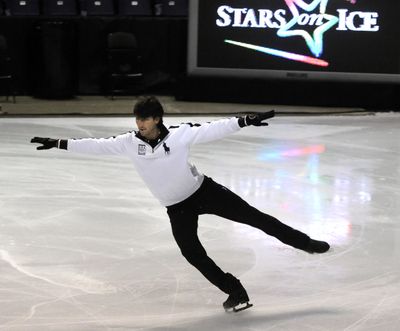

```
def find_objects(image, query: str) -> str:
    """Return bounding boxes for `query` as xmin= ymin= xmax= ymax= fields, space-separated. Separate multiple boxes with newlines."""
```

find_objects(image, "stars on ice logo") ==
xmin=216 ymin=0 xmax=380 ymax=66
xmin=277 ymin=0 xmax=338 ymax=58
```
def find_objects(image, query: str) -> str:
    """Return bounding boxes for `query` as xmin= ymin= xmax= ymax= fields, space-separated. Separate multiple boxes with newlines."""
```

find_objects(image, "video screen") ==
xmin=187 ymin=0 xmax=400 ymax=82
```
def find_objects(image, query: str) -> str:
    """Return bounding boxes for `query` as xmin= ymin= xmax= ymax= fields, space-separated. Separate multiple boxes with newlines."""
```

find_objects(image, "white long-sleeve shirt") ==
xmin=67 ymin=117 xmax=241 ymax=206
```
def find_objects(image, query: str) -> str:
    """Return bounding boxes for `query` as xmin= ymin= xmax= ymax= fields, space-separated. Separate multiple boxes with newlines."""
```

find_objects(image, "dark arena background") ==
xmin=0 ymin=0 xmax=399 ymax=108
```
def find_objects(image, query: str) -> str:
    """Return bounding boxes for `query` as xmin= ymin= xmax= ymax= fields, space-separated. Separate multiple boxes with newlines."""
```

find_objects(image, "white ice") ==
xmin=0 ymin=113 xmax=400 ymax=330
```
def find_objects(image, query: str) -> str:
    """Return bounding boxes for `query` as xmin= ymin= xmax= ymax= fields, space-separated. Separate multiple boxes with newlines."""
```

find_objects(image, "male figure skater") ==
xmin=31 ymin=96 xmax=330 ymax=312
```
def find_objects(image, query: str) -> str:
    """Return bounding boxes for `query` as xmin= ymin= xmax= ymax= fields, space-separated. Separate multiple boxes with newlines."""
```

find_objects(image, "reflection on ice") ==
xmin=258 ymin=144 xmax=326 ymax=160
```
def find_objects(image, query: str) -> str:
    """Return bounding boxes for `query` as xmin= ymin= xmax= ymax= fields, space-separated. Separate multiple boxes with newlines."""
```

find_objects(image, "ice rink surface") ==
xmin=1 ymin=113 xmax=399 ymax=330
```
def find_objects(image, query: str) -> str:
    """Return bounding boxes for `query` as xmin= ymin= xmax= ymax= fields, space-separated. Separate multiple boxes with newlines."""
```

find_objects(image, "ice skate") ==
xmin=223 ymin=286 xmax=253 ymax=312
xmin=305 ymin=239 xmax=330 ymax=254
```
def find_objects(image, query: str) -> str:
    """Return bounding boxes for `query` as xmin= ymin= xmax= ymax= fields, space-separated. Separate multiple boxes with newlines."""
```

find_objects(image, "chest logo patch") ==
xmin=138 ymin=144 xmax=146 ymax=155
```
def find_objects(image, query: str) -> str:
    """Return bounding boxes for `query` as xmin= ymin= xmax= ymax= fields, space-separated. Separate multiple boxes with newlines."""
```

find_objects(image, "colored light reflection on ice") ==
xmin=258 ymin=144 xmax=326 ymax=161
xmin=254 ymin=144 xmax=353 ymax=244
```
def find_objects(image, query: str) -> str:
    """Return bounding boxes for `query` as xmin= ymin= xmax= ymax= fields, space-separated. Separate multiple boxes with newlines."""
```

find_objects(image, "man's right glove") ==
xmin=30 ymin=137 xmax=59 ymax=150
xmin=239 ymin=110 xmax=275 ymax=127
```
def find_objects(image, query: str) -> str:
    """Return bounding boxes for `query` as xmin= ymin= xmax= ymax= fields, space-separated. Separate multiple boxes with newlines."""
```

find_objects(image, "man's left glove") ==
xmin=239 ymin=110 xmax=275 ymax=127
xmin=30 ymin=137 xmax=58 ymax=150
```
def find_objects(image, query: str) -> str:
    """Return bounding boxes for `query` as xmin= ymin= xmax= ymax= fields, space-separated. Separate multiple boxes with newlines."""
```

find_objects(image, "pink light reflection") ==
xmin=258 ymin=144 xmax=326 ymax=160
xmin=282 ymin=145 xmax=326 ymax=157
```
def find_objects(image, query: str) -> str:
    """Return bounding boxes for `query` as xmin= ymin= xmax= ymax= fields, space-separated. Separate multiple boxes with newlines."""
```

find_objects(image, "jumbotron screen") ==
xmin=187 ymin=0 xmax=400 ymax=83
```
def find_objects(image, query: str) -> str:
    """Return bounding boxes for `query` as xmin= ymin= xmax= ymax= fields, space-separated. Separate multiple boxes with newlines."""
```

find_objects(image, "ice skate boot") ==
xmin=222 ymin=274 xmax=253 ymax=313
xmin=223 ymin=288 xmax=253 ymax=312
xmin=305 ymin=239 xmax=330 ymax=254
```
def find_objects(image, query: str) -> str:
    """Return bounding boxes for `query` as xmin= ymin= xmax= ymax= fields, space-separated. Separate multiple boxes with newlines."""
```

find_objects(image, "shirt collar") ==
xmin=136 ymin=124 xmax=170 ymax=148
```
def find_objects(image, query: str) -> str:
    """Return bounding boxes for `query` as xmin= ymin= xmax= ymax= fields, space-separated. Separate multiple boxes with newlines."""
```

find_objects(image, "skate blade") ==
xmin=225 ymin=302 xmax=253 ymax=313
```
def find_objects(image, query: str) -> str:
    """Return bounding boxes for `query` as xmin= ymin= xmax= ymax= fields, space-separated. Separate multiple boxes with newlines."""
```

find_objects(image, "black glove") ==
xmin=239 ymin=110 xmax=275 ymax=127
xmin=30 ymin=137 xmax=58 ymax=150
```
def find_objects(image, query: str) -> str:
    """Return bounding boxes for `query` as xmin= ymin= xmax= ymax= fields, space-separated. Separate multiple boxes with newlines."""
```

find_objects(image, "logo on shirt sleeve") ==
xmin=138 ymin=144 xmax=146 ymax=155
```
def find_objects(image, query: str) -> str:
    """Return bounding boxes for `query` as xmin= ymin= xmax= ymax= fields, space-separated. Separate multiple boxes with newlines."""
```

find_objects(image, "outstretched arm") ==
xmin=31 ymin=134 xmax=131 ymax=155
xmin=180 ymin=110 xmax=276 ymax=145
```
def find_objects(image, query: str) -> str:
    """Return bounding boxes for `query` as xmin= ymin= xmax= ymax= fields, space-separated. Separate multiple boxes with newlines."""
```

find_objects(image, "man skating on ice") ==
xmin=31 ymin=96 xmax=330 ymax=312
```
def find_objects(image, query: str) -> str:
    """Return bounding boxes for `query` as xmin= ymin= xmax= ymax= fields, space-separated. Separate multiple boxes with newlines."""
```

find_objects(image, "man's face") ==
xmin=136 ymin=116 xmax=160 ymax=139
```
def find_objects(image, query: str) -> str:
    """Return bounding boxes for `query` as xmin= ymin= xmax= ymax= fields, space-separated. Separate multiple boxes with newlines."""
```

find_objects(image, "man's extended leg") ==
xmin=199 ymin=177 xmax=329 ymax=253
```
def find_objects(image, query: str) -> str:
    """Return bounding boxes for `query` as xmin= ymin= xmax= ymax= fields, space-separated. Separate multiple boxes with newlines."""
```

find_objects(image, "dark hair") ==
xmin=133 ymin=96 xmax=164 ymax=124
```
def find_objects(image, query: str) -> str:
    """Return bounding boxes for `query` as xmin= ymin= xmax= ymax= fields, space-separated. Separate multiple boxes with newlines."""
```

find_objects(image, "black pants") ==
xmin=166 ymin=176 xmax=310 ymax=294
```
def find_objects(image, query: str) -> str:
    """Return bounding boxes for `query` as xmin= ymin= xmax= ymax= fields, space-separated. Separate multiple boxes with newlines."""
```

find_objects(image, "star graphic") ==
xmin=277 ymin=0 xmax=339 ymax=57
